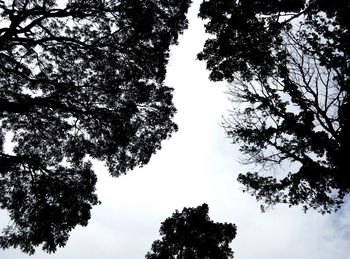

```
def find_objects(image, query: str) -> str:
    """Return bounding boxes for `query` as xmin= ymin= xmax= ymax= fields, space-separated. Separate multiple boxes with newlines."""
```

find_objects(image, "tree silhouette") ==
xmin=145 ymin=204 xmax=236 ymax=259
xmin=0 ymin=0 xmax=191 ymax=254
xmin=198 ymin=0 xmax=350 ymax=213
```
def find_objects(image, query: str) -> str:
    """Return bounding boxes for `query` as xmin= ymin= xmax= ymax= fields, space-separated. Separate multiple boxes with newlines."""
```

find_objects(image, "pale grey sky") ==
xmin=1 ymin=1 xmax=350 ymax=259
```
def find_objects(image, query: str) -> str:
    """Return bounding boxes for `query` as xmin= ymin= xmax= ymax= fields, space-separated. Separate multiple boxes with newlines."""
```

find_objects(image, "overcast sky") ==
xmin=1 ymin=1 xmax=350 ymax=259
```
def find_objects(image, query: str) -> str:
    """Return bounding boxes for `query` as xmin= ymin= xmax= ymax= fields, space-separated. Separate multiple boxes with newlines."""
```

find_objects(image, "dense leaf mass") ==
xmin=145 ymin=204 xmax=236 ymax=259
xmin=199 ymin=0 xmax=350 ymax=213
xmin=0 ymin=0 xmax=191 ymax=253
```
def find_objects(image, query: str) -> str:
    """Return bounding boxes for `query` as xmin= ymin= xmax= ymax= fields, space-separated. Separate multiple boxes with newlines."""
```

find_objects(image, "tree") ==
xmin=198 ymin=0 xmax=350 ymax=213
xmin=0 ymin=0 xmax=191 ymax=254
xmin=145 ymin=204 xmax=236 ymax=259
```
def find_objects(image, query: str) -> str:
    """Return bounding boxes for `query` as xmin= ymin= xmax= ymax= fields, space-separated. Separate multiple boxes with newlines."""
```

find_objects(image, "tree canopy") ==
xmin=0 ymin=0 xmax=191 ymax=254
xmin=145 ymin=203 xmax=236 ymax=259
xmin=198 ymin=0 xmax=350 ymax=213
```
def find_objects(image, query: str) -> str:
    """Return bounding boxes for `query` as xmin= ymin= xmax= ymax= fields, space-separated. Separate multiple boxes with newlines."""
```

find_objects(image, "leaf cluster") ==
xmin=0 ymin=0 xmax=191 ymax=253
xmin=199 ymin=0 xmax=350 ymax=213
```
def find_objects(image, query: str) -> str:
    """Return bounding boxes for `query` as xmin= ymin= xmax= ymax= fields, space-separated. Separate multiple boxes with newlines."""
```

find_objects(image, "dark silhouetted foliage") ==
xmin=198 ymin=0 xmax=350 ymax=213
xmin=0 ymin=0 xmax=191 ymax=254
xmin=145 ymin=203 xmax=236 ymax=259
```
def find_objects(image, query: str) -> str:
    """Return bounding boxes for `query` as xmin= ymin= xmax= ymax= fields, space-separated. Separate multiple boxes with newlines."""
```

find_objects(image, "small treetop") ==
xmin=145 ymin=203 xmax=237 ymax=259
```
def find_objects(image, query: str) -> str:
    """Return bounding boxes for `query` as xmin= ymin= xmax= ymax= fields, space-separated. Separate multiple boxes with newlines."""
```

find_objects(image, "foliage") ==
xmin=145 ymin=204 xmax=236 ymax=259
xmin=198 ymin=0 xmax=350 ymax=213
xmin=0 ymin=0 xmax=191 ymax=254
